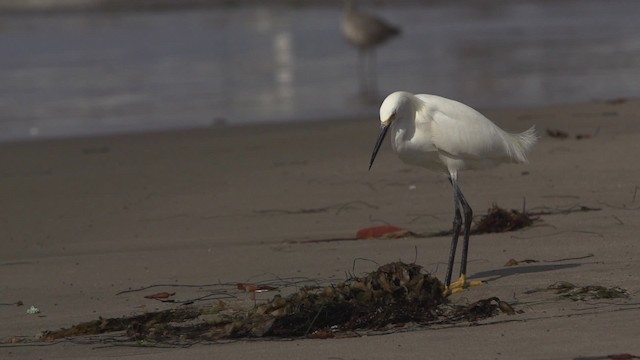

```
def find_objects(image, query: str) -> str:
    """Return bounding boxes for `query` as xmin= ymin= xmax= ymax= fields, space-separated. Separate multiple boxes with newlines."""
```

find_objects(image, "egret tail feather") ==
xmin=505 ymin=126 xmax=537 ymax=163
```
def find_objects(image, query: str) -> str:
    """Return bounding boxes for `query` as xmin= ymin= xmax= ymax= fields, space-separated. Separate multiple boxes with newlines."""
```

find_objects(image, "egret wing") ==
xmin=418 ymin=95 xmax=513 ymax=161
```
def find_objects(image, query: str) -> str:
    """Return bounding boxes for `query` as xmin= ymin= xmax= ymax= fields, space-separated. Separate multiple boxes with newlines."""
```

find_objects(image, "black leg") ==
xmin=369 ymin=48 xmax=378 ymax=96
xmin=452 ymin=178 xmax=473 ymax=278
xmin=445 ymin=176 xmax=462 ymax=287
xmin=357 ymin=49 xmax=369 ymax=96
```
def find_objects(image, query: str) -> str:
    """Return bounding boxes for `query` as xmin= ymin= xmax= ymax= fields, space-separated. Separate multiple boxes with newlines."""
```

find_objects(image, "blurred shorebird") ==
xmin=342 ymin=0 xmax=400 ymax=97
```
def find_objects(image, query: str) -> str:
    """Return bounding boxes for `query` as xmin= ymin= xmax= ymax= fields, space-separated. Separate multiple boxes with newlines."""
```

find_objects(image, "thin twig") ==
xmin=611 ymin=215 xmax=624 ymax=225
xmin=597 ymin=201 xmax=640 ymax=211
xmin=255 ymin=201 xmax=379 ymax=216
xmin=542 ymin=253 xmax=594 ymax=263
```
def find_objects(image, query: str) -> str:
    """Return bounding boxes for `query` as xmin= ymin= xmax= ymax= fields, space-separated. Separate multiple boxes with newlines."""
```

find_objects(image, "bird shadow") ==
xmin=470 ymin=263 xmax=581 ymax=283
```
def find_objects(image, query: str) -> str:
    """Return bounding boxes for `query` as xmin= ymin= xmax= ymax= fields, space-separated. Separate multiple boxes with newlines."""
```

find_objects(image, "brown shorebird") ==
xmin=341 ymin=0 xmax=400 ymax=97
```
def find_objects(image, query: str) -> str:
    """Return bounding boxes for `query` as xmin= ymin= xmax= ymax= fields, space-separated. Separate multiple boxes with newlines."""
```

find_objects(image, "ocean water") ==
xmin=1 ymin=0 xmax=640 ymax=141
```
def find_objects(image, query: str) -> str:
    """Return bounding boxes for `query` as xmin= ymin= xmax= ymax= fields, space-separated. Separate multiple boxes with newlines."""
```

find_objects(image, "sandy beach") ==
xmin=1 ymin=99 xmax=640 ymax=359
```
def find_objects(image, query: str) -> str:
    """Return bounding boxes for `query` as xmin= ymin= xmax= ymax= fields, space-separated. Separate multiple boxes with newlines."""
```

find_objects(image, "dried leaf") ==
xmin=546 ymin=128 xmax=569 ymax=139
xmin=237 ymin=283 xmax=257 ymax=292
xmin=143 ymin=292 xmax=175 ymax=300
xmin=497 ymin=300 xmax=516 ymax=315
xmin=504 ymin=258 xmax=519 ymax=267
xmin=356 ymin=226 xmax=415 ymax=239
xmin=504 ymin=258 xmax=539 ymax=266
xmin=237 ymin=283 xmax=278 ymax=293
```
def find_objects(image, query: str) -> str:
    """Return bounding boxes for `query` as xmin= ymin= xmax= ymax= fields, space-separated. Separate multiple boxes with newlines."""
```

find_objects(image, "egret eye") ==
xmin=382 ymin=113 xmax=396 ymax=126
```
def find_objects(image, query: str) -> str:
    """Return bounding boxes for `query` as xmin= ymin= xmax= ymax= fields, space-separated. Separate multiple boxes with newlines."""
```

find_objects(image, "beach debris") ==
xmin=605 ymin=97 xmax=628 ymax=105
xmin=472 ymin=205 xmax=534 ymax=234
xmin=551 ymin=282 xmax=629 ymax=301
xmin=464 ymin=297 xmax=516 ymax=319
xmin=236 ymin=284 xmax=278 ymax=293
xmin=40 ymin=308 xmax=201 ymax=341
xmin=546 ymin=128 xmax=569 ymax=139
xmin=295 ymin=203 xmax=570 ymax=244
xmin=240 ymin=262 xmax=445 ymax=337
xmin=575 ymin=133 xmax=592 ymax=140
xmin=505 ymin=254 xmax=593 ymax=267
xmin=528 ymin=205 xmax=600 ymax=216
xmin=0 ymin=300 xmax=23 ymax=307
xmin=356 ymin=225 xmax=416 ymax=239
xmin=525 ymin=281 xmax=629 ymax=301
xmin=255 ymin=207 xmax=328 ymax=215
xmin=36 ymin=262 xmax=518 ymax=343
xmin=607 ymin=354 xmax=640 ymax=360
xmin=26 ymin=305 xmax=40 ymax=315
xmin=237 ymin=283 xmax=279 ymax=301
xmin=574 ymin=353 xmax=640 ymax=360
xmin=542 ymin=253 xmax=594 ymax=263
xmin=496 ymin=299 xmax=518 ymax=315
xmin=427 ymin=205 xmax=536 ymax=237
xmin=440 ymin=296 xmax=518 ymax=324
xmin=546 ymin=128 xmax=594 ymax=140
xmin=255 ymin=201 xmax=378 ymax=216
xmin=504 ymin=258 xmax=539 ymax=267
xmin=144 ymin=292 xmax=176 ymax=300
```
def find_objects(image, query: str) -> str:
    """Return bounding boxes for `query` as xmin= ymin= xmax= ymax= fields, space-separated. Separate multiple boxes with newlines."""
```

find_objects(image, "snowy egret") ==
xmin=341 ymin=0 xmax=400 ymax=96
xmin=368 ymin=91 xmax=537 ymax=292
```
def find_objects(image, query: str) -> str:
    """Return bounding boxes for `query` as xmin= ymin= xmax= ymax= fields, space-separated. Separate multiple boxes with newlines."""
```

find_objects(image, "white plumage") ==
xmin=369 ymin=91 xmax=537 ymax=291
xmin=379 ymin=91 xmax=536 ymax=173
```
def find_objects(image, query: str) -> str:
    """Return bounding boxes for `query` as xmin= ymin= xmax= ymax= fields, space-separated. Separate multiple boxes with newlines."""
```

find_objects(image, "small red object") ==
xmin=144 ymin=292 xmax=175 ymax=299
xmin=356 ymin=226 xmax=413 ymax=239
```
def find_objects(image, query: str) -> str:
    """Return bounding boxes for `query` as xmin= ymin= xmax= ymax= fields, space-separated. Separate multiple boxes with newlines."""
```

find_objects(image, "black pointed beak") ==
xmin=369 ymin=124 xmax=390 ymax=170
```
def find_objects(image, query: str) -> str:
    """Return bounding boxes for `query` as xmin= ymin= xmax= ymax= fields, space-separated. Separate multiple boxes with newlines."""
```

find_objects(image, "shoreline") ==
xmin=1 ymin=96 xmax=633 ymax=146
xmin=0 ymin=0 xmax=433 ymax=13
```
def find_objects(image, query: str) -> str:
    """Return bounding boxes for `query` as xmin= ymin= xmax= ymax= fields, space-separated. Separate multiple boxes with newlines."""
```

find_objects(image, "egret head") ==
xmin=369 ymin=92 xmax=412 ymax=170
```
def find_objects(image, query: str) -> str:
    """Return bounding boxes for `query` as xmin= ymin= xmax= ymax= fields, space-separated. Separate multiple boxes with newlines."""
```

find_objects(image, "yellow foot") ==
xmin=444 ymin=274 xmax=484 ymax=296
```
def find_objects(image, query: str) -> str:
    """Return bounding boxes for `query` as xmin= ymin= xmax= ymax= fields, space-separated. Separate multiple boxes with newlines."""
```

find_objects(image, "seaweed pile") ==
xmin=30 ymin=262 xmax=515 ymax=346
xmin=227 ymin=261 xmax=445 ymax=338
xmin=473 ymin=204 xmax=534 ymax=234
xmin=525 ymin=281 xmax=629 ymax=301
xmin=37 ymin=262 xmax=510 ymax=344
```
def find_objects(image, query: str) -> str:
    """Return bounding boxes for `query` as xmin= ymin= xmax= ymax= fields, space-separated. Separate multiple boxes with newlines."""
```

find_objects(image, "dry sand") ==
xmin=1 ymin=99 xmax=639 ymax=359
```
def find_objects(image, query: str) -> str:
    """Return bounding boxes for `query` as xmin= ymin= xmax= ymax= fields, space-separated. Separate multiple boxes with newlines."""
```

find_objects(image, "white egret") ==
xmin=368 ymin=91 xmax=537 ymax=292
xmin=341 ymin=0 xmax=400 ymax=96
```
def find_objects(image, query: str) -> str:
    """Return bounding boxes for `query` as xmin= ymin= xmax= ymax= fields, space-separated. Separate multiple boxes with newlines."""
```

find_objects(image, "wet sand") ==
xmin=1 ymin=99 xmax=640 ymax=358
